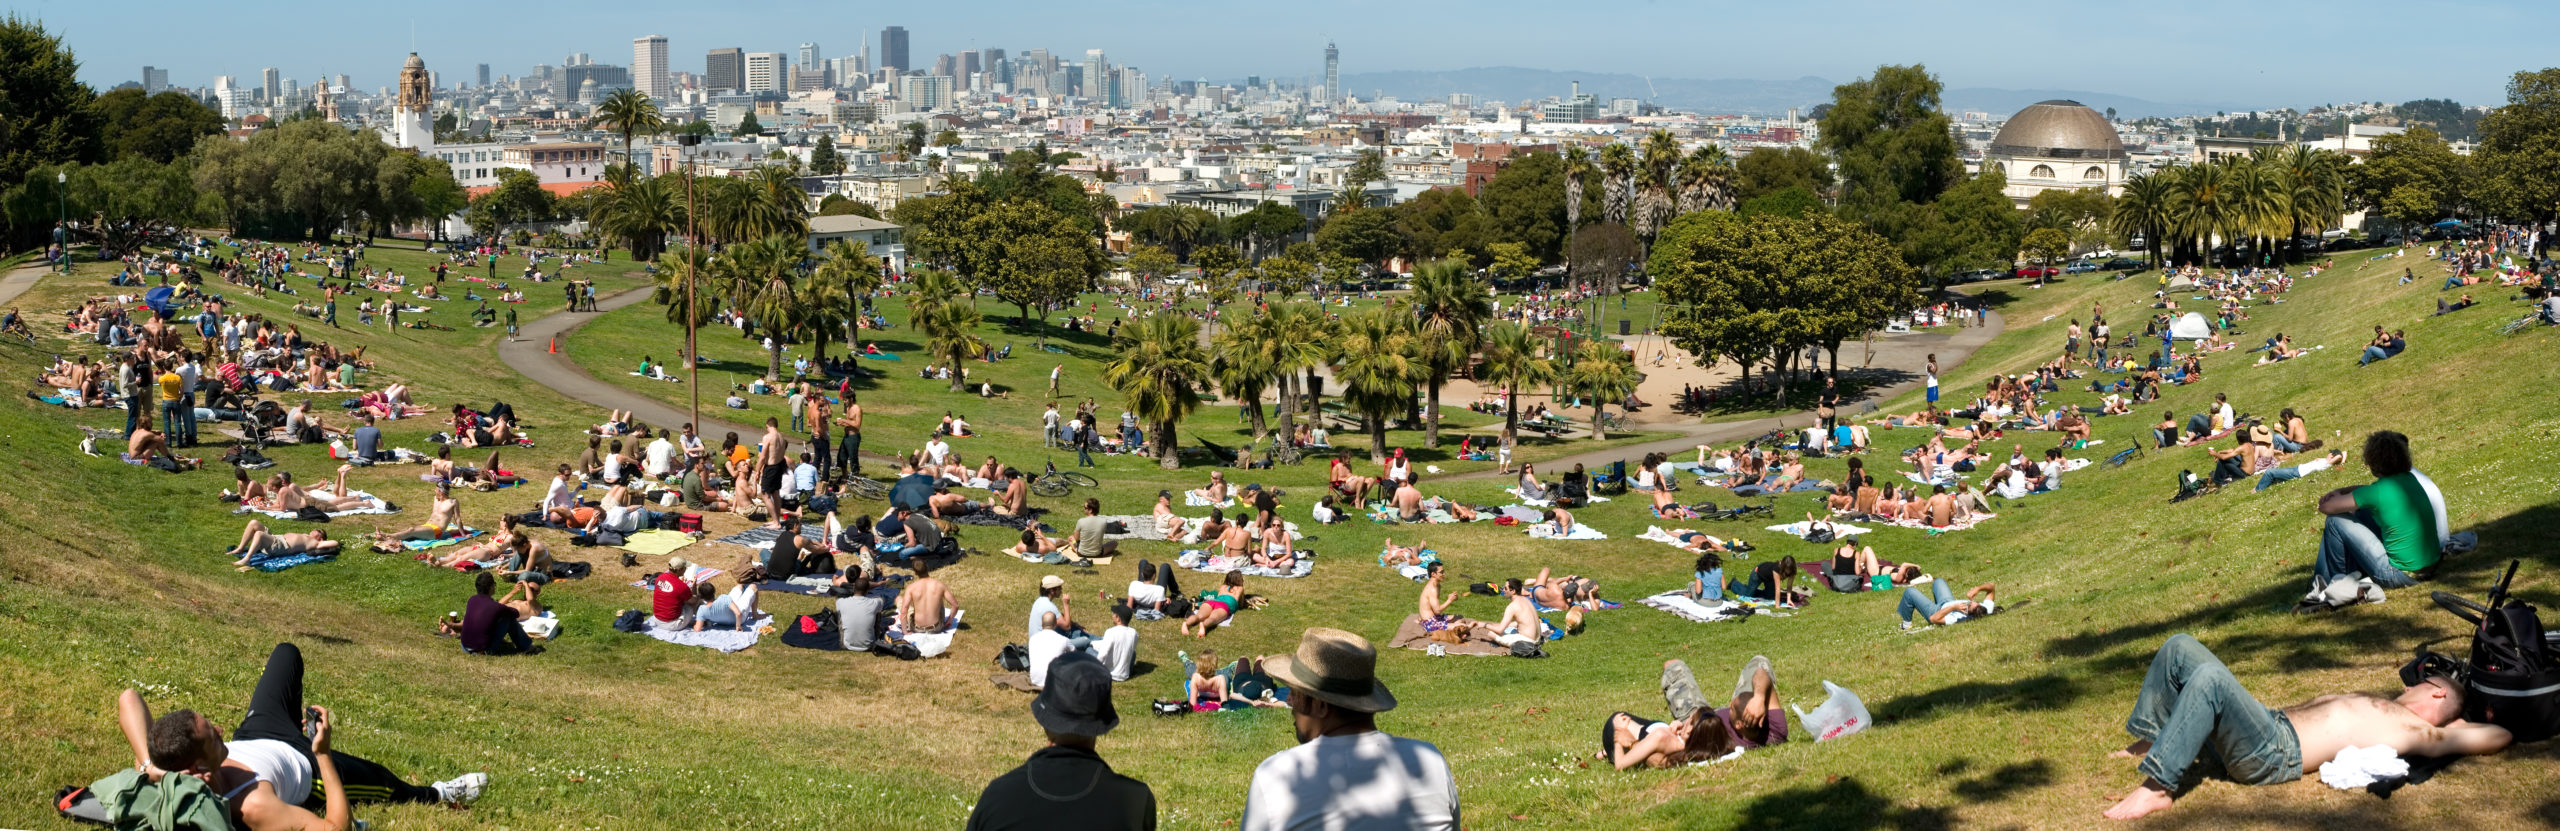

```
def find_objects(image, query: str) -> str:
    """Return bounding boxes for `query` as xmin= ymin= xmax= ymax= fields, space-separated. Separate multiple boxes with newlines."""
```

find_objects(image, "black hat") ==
xmin=1031 ymin=652 xmax=1120 ymax=737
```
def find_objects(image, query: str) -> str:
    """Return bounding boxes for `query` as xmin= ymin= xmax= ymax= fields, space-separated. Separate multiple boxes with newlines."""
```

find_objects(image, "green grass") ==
xmin=5 ymin=242 xmax=2558 ymax=830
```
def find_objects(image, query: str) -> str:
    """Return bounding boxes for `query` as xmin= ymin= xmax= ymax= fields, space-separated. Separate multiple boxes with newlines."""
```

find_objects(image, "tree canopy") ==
xmin=91 ymin=88 xmax=222 ymax=164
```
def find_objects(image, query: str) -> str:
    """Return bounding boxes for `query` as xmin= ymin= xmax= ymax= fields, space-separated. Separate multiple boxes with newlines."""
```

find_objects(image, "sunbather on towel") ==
xmin=1897 ymin=579 xmax=1998 ymax=629
xmin=2101 ymin=634 xmax=2511 ymax=819
xmin=388 ymin=483 xmax=464 ymax=541
xmin=223 ymin=519 xmax=341 ymax=571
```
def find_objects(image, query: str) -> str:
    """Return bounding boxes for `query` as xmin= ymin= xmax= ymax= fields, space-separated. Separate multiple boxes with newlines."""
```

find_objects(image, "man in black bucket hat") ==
xmin=965 ymin=652 xmax=1155 ymax=830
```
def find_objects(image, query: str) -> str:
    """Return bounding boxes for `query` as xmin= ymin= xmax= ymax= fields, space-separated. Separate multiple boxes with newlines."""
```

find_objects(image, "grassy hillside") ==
xmin=4 ymin=241 xmax=2556 ymax=830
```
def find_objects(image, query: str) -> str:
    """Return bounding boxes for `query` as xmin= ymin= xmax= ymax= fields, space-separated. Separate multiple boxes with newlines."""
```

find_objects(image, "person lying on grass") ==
xmin=224 ymin=520 xmax=340 ymax=570
xmin=2101 ymin=633 xmax=2511 ymax=820
xmin=693 ymin=566 xmax=763 ymax=632
xmin=1896 ymin=578 xmax=1997 ymax=629
xmin=115 ymin=643 xmax=488 ymax=831
xmin=1180 ymin=572 xmax=1247 ymax=638
xmin=1602 ymin=656 xmax=1786 ymax=770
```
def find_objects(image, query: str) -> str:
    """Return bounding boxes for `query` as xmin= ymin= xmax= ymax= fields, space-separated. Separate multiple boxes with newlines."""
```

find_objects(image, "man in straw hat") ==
xmin=966 ymin=652 xmax=1155 ymax=830
xmin=1242 ymin=627 xmax=1458 ymax=831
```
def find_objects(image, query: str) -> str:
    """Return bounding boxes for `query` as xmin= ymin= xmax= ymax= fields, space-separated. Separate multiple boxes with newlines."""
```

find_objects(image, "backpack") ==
xmin=995 ymin=643 xmax=1030 ymax=672
xmin=1508 ymin=640 xmax=1548 ymax=659
xmin=2424 ymin=561 xmax=2560 ymax=741
xmin=1802 ymin=526 xmax=1836 ymax=544
xmin=64 ymin=768 xmax=231 ymax=831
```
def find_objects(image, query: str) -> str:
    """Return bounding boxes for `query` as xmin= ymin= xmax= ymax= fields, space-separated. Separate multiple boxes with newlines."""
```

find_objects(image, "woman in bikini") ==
xmin=1216 ymin=519 xmax=1252 ymax=562
xmin=1180 ymin=572 xmax=1246 ymax=637
xmin=223 ymin=520 xmax=340 ymax=570
xmin=1599 ymin=707 xmax=1734 ymax=770
xmin=1187 ymin=650 xmax=1232 ymax=711
xmin=1251 ymin=518 xmax=1294 ymax=572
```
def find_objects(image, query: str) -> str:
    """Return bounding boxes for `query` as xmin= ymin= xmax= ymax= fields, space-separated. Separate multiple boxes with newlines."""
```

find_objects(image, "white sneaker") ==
xmin=433 ymin=772 xmax=488 ymax=805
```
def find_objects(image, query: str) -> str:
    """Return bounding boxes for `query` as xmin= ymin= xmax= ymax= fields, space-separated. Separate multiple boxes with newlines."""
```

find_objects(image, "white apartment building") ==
xmin=745 ymin=52 xmax=785 ymax=94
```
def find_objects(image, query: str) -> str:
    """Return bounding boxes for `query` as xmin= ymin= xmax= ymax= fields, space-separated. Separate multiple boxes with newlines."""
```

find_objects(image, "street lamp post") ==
xmin=678 ymin=133 xmax=704 ymax=432
xmin=54 ymin=171 xmax=68 ymax=274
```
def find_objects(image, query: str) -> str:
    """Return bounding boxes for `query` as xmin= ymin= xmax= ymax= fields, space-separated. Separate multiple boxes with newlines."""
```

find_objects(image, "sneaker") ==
xmin=432 ymin=772 xmax=487 ymax=805
xmin=1899 ymin=620 xmax=1914 ymax=632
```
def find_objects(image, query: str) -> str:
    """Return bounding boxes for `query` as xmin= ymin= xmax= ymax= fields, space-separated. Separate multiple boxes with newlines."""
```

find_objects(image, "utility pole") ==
xmin=679 ymin=133 xmax=704 ymax=431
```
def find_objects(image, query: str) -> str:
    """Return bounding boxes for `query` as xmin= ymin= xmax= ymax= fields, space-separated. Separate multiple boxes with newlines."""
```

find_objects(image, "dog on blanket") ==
xmin=1427 ymin=621 xmax=1477 ymax=644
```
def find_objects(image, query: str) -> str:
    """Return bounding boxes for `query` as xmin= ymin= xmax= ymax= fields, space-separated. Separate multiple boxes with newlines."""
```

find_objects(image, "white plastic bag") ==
xmin=1792 ymin=680 xmax=1872 ymax=742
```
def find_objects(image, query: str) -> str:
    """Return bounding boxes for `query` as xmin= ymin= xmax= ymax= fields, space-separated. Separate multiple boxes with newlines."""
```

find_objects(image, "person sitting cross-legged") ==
xmin=2100 ymin=633 xmax=2510 ymax=820
xmin=2297 ymin=430 xmax=2441 ymax=612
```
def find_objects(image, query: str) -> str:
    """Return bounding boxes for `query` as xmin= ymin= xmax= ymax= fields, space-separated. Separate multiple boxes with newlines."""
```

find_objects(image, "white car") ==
xmin=2081 ymin=248 xmax=2119 ymax=260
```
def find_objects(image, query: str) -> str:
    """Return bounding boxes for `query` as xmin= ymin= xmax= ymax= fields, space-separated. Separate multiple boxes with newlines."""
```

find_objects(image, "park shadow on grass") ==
xmin=1873 ymin=672 xmax=2087 ymax=727
xmin=1730 ymin=776 xmax=1956 ymax=831
xmin=1938 ymin=758 xmax=2057 ymax=803
xmin=2041 ymin=579 xmax=2301 ymax=663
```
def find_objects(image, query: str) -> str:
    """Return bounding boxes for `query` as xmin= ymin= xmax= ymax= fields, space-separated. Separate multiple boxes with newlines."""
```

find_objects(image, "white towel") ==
xmin=1637 ymin=591 xmax=1746 ymax=623
xmin=2318 ymin=745 xmax=2409 ymax=789
xmin=1528 ymin=524 xmax=1609 ymax=540
xmin=1764 ymin=521 xmax=1876 ymax=537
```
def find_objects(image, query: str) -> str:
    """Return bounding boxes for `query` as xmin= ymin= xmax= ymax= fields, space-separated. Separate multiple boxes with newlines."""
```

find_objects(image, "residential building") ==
xmin=1452 ymin=141 xmax=1557 ymax=195
xmin=260 ymin=67 xmax=281 ymax=104
xmin=745 ymin=51 xmax=785 ymax=94
xmin=705 ymin=48 xmax=743 ymax=94
xmin=634 ymin=35 xmax=670 ymax=100
xmin=807 ymin=214 xmax=906 ymax=270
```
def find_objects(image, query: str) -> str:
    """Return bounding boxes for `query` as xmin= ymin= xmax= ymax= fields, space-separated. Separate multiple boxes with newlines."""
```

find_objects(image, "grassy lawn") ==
xmin=4 ymin=241 xmax=2557 ymax=830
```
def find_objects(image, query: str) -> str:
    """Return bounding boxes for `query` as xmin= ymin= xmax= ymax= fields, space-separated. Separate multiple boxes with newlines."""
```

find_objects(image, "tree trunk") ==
xmin=948 ymin=361 xmax=967 ymax=393
xmin=1157 ymin=420 xmax=1180 ymax=469
xmin=1275 ymin=374 xmax=1298 ymax=447
xmin=1367 ymin=415 xmax=1388 ymax=463
xmin=1246 ymin=393 xmax=1269 ymax=445
xmin=1501 ymin=387 xmax=1519 ymax=458
xmin=769 ymin=340 xmax=784 ymax=381
xmin=1424 ymin=379 xmax=1443 ymax=448
xmin=1302 ymin=368 xmax=1324 ymax=423
xmin=1014 ymin=301 xmax=1032 ymax=326
xmin=1589 ymin=401 xmax=1608 ymax=441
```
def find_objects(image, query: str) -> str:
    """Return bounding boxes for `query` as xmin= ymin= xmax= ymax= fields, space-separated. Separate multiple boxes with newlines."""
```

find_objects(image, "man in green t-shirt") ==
xmin=2302 ymin=430 xmax=2440 ymax=611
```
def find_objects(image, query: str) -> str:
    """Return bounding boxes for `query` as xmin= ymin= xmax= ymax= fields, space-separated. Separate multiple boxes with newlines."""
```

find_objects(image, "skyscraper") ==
xmin=705 ymin=48 xmax=743 ymax=94
xmin=1323 ymin=41 xmax=1339 ymax=108
xmin=1083 ymin=49 xmax=1107 ymax=103
xmin=879 ymin=26 xmax=909 ymax=73
xmin=260 ymin=67 xmax=281 ymax=103
xmin=798 ymin=43 xmax=820 ymax=71
xmin=958 ymin=51 xmax=978 ymax=90
xmin=744 ymin=51 xmax=785 ymax=94
xmin=902 ymin=75 xmax=952 ymax=111
xmin=476 ymin=63 xmax=490 ymax=89
xmin=141 ymin=66 xmax=167 ymax=93
xmin=634 ymin=35 xmax=670 ymax=100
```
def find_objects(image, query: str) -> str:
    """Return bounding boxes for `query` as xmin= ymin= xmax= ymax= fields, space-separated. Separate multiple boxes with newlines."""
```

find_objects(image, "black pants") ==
xmin=812 ymin=435 xmax=832 ymax=479
xmin=239 ymin=644 xmax=440 ymax=806
xmin=842 ymin=431 xmax=862 ymax=476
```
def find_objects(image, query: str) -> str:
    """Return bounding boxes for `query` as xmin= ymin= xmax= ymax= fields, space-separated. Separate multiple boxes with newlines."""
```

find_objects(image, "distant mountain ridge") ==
xmin=1330 ymin=66 xmax=2244 ymax=120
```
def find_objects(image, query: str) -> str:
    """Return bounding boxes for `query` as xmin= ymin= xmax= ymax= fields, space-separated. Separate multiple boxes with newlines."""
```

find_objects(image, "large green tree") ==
xmin=2346 ymin=128 xmax=2465 ymax=237
xmin=1405 ymin=259 xmax=1494 ymax=447
xmin=1735 ymin=146 xmax=1835 ymax=202
xmin=897 ymin=182 xmax=1105 ymax=324
xmin=2474 ymin=68 xmax=2560 ymax=245
xmin=1476 ymin=150 xmax=1571 ymax=262
xmin=1819 ymin=64 xmax=1963 ymax=226
xmin=1332 ymin=306 xmax=1423 ymax=462
xmin=91 ymin=88 xmax=222 ymax=163
xmin=1103 ymin=314 xmax=1211 ymax=468
xmin=0 ymin=14 xmax=102 ymax=234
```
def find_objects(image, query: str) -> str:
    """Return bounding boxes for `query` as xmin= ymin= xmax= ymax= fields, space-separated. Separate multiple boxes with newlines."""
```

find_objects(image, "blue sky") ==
xmin=12 ymin=0 xmax=2552 ymax=110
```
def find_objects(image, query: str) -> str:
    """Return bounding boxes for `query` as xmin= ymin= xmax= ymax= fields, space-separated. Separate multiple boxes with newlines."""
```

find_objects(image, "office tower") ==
xmin=260 ymin=67 xmax=281 ymax=103
xmin=476 ymin=63 xmax=490 ymax=88
xmin=980 ymin=48 xmax=1008 ymax=86
xmin=705 ymin=48 xmax=743 ymax=94
xmin=932 ymin=54 xmax=955 ymax=79
xmin=879 ymin=26 xmax=909 ymax=72
xmin=744 ymin=51 xmax=785 ymax=94
xmin=799 ymin=43 xmax=820 ymax=70
xmin=334 ymin=73 xmax=351 ymax=91
xmin=1323 ymin=41 xmax=1339 ymax=107
xmin=1083 ymin=49 xmax=1106 ymax=101
xmin=902 ymin=75 xmax=952 ymax=111
xmin=141 ymin=66 xmax=168 ymax=93
xmin=634 ymin=35 xmax=670 ymax=100
xmin=958 ymin=51 xmax=979 ymax=91
xmin=569 ymin=52 xmax=592 ymax=66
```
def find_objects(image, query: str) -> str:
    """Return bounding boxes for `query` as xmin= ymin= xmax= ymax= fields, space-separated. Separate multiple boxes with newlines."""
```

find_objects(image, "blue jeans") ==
xmin=790 ymin=410 xmax=804 ymax=432
xmin=2315 ymin=513 xmax=2419 ymax=588
xmin=2359 ymin=346 xmax=2390 ymax=366
xmin=1897 ymin=580 xmax=1956 ymax=623
xmin=2125 ymin=634 xmax=2302 ymax=793
xmin=466 ymin=617 xmax=532 ymax=655
xmin=1076 ymin=442 xmax=1095 ymax=467
xmin=875 ymin=543 xmax=926 ymax=563
xmin=2269 ymin=434 xmax=2301 ymax=453
xmin=125 ymin=393 xmax=146 ymax=436
xmin=160 ymin=400 xmax=187 ymax=445
xmin=2253 ymin=466 xmax=2305 ymax=492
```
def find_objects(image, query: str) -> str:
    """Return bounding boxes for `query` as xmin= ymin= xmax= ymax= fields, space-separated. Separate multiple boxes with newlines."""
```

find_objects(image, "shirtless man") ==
xmin=2102 ymin=634 xmax=2512 ymax=819
xmin=1492 ymin=578 xmax=1545 ymax=646
xmin=834 ymin=396 xmax=864 ymax=477
xmin=1417 ymin=562 xmax=1461 ymax=623
xmin=1391 ymin=476 xmax=1425 ymax=522
xmin=992 ymin=468 xmax=1029 ymax=516
xmin=1922 ymin=485 xmax=1957 ymax=528
xmin=756 ymin=417 xmax=789 ymax=511
xmin=113 ymin=644 xmax=485 ymax=831
xmin=126 ymin=415 xmax=200 ymax=470
xmin=897 ymin=559 xmax=959 ymax=633
xmin=223 ymin=520 xmax=341 ymax=570
xmin=390 ymin=484 xmax=464 ymax=541
xmin=499 ymin=533 xmax=554 ymax=605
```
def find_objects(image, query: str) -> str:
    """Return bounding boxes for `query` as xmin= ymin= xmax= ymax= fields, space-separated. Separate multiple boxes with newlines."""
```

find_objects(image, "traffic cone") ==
xmin=548 ymin=334 xmax=558 ymax=354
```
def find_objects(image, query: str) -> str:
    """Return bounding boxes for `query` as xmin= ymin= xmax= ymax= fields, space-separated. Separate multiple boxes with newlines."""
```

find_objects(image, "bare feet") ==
xmin=2102 ymin=780 xmax=2176 ymax=820
xmin=2110 ymin=740 xmax=2152 ymax=761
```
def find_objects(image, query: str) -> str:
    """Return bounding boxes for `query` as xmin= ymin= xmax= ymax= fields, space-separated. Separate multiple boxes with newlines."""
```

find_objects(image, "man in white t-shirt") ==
xmin=1042 ymin=403 xmax=1061 ymax=447
xmin=1126 ymin=560 xmax=1169 ymax=611
xmin=1093 ymin=604 xmax=1139 ymax=682
xmin=923 ymin=435 xmax=953 ymax=468
xmin=1025 ymin=627 xmax=1071 ymax=689
xmin=1242 ymin=627 xmax=1459 ymax=831
xmin=644 ymin=430 xmax=677 ymax=479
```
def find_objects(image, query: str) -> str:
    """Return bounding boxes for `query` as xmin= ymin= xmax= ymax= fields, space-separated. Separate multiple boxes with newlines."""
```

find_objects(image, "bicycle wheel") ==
xmin=844 ymin=477 xmax=890 ymax=500
xmin=1031 ymin=478 xmax=1071 ymax=498
xmin=1061 ymin=472 xmax=1099 ymax=489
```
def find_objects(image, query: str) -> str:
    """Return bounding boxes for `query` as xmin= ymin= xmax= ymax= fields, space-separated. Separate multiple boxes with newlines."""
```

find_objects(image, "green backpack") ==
xmin=76 ymin=769 xmax=234 ymax=831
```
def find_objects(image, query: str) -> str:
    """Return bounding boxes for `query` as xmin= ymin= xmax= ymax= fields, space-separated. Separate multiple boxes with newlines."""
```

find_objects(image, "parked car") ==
xmin=2063 ymin=261 xmax=2099 ymax=274
xmin=2080 ymin=248 xmax=2119 ymax=260
xmin=2100 ymin=257 xmax=2145 ymax=271
xmin=2014 ymin=266 xmax=2060 ymax=279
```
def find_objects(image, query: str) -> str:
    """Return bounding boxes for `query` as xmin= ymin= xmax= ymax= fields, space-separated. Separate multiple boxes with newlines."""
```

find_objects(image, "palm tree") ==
xmin=1677 ymin=145 xmax=1737 ymax=214
xmin=1635 ymin=130 xmax=1681 ymax=243
xmin=2275 ymin=146 xmax=2345 ymax=263
xmin=742 ymin=165 xmax=810 ymax=240
xmin=1102 ymin=314 xmax=1212 ymax=469
xmin=2228 ymin=158 xmax=2286 ymax=267
xmin=1599 ymin=143 xmax=1636 ymax=228
xmin=1331 ymin=306 xmax=1422 ymax=462
xmin=593 ymin=88 xmax=665 ymax=170
xmin=649 ymin=249 xmax=719 ymax=330
xmin=1211 ymin=324 xmax=1279 ymax=446
xmin=1560 ymin=339 xmax=1638 ymax=441
xmin=1267 ymin=302 xmax=1337 ymax=441
xmin=1475 ymin=322 xmax=1556 ymax=453
xmin=806 ymin=238 xmax=881 ymax=357
xmin=1406 ymin=260 xmax=1493 ymax=447
xmin=914 ymin=296 xmax=986 ymax=394
xmin=1563 ymin=145 xmax=1590 ymax=258
xmin=593 ymin=174 xmax=683 ymax=261
xmin=2170 ymin=160 xmax=2238 ymax=264
xmin=910 ymin=268 xmax=965 ymax=309
xmin=2111 ymin=171 xmax=2176 ymax=268
xmin=726 ymin=234 xmax=806 ymax=380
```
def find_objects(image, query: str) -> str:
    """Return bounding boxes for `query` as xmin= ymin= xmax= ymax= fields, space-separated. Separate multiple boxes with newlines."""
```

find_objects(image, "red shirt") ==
xmin=651 ymin=571 xmax=691 ymax=621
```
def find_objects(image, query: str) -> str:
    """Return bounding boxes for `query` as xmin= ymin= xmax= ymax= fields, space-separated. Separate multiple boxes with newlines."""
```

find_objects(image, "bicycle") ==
xmin=2499 ymin=309 xmax=2551 ymax=335
xmin=1594 ymin=412 xmax=1627 ymax=432
xmin=1031 ymin=461 xmax=1100 ymax=498
xmin=1698 ymin=499 xmax=1776 ymax=522
xmin=841 ymin=475 xmax=891 ymax=501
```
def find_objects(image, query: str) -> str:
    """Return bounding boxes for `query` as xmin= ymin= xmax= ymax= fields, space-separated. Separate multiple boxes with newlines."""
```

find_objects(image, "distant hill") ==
xmin=1331 ymin=66 xmax=2241 ymax=119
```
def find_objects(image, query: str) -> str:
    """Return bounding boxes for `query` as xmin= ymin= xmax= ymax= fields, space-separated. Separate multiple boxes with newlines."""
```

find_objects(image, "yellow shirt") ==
xmin=157 ymin=371 xmax=183 ymax=403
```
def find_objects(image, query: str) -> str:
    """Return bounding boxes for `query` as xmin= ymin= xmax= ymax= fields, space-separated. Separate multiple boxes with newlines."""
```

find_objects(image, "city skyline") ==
xmin=13 ymin=0 xmax=2556 ymax=110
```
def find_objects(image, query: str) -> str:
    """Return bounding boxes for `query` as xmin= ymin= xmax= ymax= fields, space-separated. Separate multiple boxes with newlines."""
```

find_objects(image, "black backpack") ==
xmin=995 ymin=643 xmax=1030 ymax=672
xmin=2421 ymin=561 xmax=2560 ymax=742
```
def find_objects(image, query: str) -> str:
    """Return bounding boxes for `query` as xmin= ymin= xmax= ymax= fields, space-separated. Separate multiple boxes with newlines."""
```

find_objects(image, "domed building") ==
xmin=1981 ymin=99 xmax=2126 ymax=208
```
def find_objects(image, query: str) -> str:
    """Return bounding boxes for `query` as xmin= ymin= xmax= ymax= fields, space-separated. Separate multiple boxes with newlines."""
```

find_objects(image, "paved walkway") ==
xmin=1446 ymin=307 xmax=2007 ymax=480
xmin=495 ymin=286 xmax=904 ymax=467
xmin=0 ymin=263 xmax=51 ymax=306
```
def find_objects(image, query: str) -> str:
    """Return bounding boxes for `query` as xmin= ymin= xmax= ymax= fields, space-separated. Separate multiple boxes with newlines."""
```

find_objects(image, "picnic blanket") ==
xmin=1764 ymin=521 xmax=1877 ymax=537
xmin=757 ymin=579 xmax=836 ymax=596
xmin=402 ymin=528 xmax=485 ymax=551
xmin=1503 ymin=487 xmax=1609 ymax=506
xmin=238 ymin=490 xmax=395 ymax=519
xmin=1527 ymin=523 xmax=1609 ymax=540
xmin=640 ymin=613 xmax=769 ymax=652
xmin=1870 ymin=512 xmax=1999 ymax=532
xmin=1904 ymin=470 xmax=1966 ymax=486
xmin=1637 ymin=526 xmax=1730 ymax=551
xmin=242 ymin=552 xmax=336 ymax=572
xmin=1636 ymin=591 xmax=1751 ymax=623
xmin=1384 ymin=613 xmax=1509 ymax=656
xmin=619 ymin=529 xmax=698 ymax=556
xmin=714 ymin=524 xmax=827 ymax=550
xmin=1096 ymin=515 xmax=1161 ymax=540
xmin=1176 ymin=549 xmax=1316 ymax=579
xmin=1184 ymin=494 xmax=1236 ymax=508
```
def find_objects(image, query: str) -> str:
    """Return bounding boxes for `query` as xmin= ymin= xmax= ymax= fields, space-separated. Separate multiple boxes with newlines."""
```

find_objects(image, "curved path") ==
xmin=1445 ymin=306 xmax=2007 ymax=480
xmin=0 ymin=263 xmax=49 ymax=305
xmin=510 ymin=287 xmax=2006 ymax=483
xmin=497 ymin=286 xmax=906 ymax=467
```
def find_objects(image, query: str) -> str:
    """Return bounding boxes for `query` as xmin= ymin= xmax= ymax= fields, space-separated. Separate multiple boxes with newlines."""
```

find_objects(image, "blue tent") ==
xmin=2433 ymin=218 xmax=2468 ymax=228
xmin=143 ymin=286 xmax=175 ymax=318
